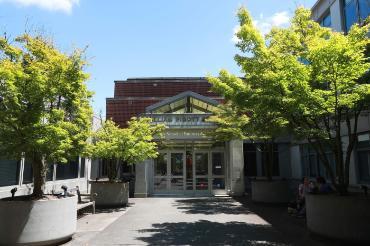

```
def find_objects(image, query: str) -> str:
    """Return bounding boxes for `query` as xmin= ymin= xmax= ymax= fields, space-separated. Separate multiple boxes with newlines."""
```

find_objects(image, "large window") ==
xmin=244 ymin=144 xmax=257 ymax=176
xmin=300 ymin=144 xmax=335 ymax=179
xmin=320 ymin=11 xmax=332 ymax=27
xmin=356 ymin=133 xmax=370 ymax=183
xmin=343 ymin=0 xmax=370 ymax=32
xmin=23 ymin=160 xmax=54 ymax=184
xmin=261 ymin=143 xmax=280 ymax=177
xmin=56 ymin=158 xmax=79 ymax=180
xmin=0 ymin=159 xmax=20 ymax=187
xmin=80 ymin=158 xmax=85 ymax=178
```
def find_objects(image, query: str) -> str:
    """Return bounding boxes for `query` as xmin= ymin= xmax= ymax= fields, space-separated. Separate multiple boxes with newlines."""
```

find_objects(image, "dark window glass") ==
xmin=100 ymin=159 xmax=108 ymax=177
xmin=212 ymin=152 xmax=225 ymax=176
xmin=171 ymin=153 xmax=183 ymax=176
xmin=80 ymin=158 xmax=85 ymax=178
xmin=195 ymin=153 xmax=208 ymax=176
xmin=46 ymin=163 xmax=54 ymax=181
xmin=155 ymin=153 xmax=167 ymax=176
xmin=0 ymin=159 xmax=20 ymax=186
xmin=358 ymin=151 xmax=370 ymax=182
xmin=244 ymin=144 xmax=257 ymax=176
xmin=320 ymin=12 xmax=332 ymax=27
xmin=23 ymin=158 xmax=33 ymax=184
xmin=261 ymin=144 xmax=280 ymax=176
xmin=309 ymin=154 xmax=318 ymax=177
xmin=22 ymin=159 xmax=53 ymax=183
xmin=344 ymin=0 xmax=359 ymax=32
xmin=359 ymin=0 xmax=370 ymax=22
xmin=56 ymin=158 xmax=79 ymax=180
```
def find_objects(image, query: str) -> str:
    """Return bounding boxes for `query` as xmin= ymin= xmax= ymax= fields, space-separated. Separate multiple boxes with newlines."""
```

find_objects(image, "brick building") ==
xmin=106 ymin=77 xmax=245 ymax=197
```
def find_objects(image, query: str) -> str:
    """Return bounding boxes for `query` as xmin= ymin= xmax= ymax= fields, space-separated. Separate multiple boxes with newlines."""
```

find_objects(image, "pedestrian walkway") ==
xmin=66 ymin=197 xmax=291 ymax=245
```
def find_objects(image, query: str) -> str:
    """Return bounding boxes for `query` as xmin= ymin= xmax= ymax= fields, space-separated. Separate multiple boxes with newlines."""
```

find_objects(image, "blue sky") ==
xmin=0 ymin=0 xmax=317 ymax=115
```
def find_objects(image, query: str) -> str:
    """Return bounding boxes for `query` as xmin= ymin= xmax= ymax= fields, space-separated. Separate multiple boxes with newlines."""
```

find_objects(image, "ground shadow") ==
xmin=174 ymin=197 xmax=252 ymax=215
xmin=234 ymin=196 xmax=368 ymax=246
xmin=137 ymin=220 xmax=288 ymax=245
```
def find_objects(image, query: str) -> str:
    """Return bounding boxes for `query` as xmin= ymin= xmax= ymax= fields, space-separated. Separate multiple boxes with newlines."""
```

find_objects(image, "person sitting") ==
xmin=316 ymin=176 xmax=332 ymax=193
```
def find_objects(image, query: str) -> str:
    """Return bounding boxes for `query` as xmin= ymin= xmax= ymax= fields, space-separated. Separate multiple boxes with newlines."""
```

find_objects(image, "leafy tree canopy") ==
xmin=0 ymin=33 xmax=93 ymax=196
xmin=208 ymin=7 xmax=370 ymax=192
xmin=90 ymin=117 xmax=165 ymax=166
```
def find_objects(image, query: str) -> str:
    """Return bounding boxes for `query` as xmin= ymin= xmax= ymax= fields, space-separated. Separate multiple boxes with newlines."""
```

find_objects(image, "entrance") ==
xmin=153 ymin=150 xmax=226 ymax=196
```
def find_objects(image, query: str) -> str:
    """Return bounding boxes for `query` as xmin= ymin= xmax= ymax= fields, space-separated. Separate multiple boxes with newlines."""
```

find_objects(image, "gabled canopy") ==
xmin=146 ymin=91 xmax=219 ymax=114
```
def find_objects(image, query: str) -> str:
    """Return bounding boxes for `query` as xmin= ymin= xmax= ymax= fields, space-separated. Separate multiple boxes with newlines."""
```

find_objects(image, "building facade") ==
xmin=107 ymin=78 xmax=247 ymax=197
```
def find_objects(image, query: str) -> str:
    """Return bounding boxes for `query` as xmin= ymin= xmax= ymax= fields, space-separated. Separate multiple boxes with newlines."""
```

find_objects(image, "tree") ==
xmin=208 ymin=72 xmax=289 ymax=180
xmin=90 ymin=117 xmax=165 ymax=181
xmin=209 ymin=7 xmax=370 ymax=193
xmin=0 ymin=34 xmax=93 ymax=198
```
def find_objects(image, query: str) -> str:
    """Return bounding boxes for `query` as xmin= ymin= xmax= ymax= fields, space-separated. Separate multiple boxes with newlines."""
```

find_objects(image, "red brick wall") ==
xmin=114 ymin=81 xmax=219 ymax=98
xmin=107 ymin=79 xmax=222 ymax=127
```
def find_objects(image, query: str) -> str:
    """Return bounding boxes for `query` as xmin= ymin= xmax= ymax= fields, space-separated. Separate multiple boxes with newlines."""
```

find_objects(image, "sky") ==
xmin=0 ymin=0 xmax=317 ymax=116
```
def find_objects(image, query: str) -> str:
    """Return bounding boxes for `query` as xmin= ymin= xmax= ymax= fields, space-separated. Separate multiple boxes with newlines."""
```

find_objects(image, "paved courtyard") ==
xmin=64 ymin=197 xmax=338 ymax=246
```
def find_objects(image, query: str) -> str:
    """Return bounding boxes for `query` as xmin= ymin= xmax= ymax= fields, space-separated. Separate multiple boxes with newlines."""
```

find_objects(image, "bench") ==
xmin=53 ymin=186 xmax=97 ymax=214
xmin=73 ymin=186 xmax=97 ymax=214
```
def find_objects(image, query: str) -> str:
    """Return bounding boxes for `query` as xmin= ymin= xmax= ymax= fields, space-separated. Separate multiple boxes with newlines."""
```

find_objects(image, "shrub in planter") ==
xmin=0 ymin=33 xmax=92 ymax=245
xmin=88 ymin=118 xmax=164 ymax=207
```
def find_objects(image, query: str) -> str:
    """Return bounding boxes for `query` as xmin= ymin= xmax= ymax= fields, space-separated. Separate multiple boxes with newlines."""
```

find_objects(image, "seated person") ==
xmin=316 ymin=176 xmax=332 ymax=193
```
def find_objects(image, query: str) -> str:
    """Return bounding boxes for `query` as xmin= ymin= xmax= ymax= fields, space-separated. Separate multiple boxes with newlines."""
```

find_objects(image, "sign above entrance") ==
xmin=146 ymin=113 xmax=216 ymax=128
xmin=164 ymin=129 xmax=213 ymax=140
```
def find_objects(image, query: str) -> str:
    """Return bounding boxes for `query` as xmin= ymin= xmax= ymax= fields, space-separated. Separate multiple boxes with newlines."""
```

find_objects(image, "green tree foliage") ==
xmin=0 ymin=34 xmax=93 ymax=197
xmin=209 ymin=7 xmax=370 ymax=193
xmin=89 ymin=117 xmax=165 ymax=181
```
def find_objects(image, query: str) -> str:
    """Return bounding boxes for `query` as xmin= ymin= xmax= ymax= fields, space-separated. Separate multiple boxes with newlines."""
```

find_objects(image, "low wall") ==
xmin=306 ymin=193 xmax=370 ymax=243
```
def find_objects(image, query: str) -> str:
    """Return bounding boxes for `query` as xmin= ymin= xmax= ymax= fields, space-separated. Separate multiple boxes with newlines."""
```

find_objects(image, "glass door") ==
xmin=211 ymin=152 xmax=226 ymax=195
xmin=194 ymin=152 xmax=209 ymax=192
xmin=154 ymin=153 xmax=168 ymax=192
xmin=170 ymin=152 xmax=184 ymax=192
xmin=185 ymin=151 xmax=193 ymax=191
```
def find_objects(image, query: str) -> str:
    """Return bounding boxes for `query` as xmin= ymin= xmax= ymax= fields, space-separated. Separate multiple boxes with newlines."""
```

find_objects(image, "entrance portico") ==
xmin=134 ymin=90 xmax=244 ymax=197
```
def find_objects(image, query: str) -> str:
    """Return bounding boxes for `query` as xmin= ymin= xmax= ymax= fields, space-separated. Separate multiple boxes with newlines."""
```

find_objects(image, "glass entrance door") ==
xmin=185 ymin=151 xmax=193 ymax=191
xmin=170 ymin=152 xmax=184 ymax=191
xmin=194 ymin=152 xmax=209 ymax=191
xmin=153 ymin=150 xmax=225 ymax=195
xmin=211 ymin=152 xmax=226 ymax=195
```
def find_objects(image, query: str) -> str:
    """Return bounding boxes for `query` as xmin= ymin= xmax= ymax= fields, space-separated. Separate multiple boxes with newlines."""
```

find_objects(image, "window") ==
xmin=23 ymin=158 xmax=33 ymax=184
xmin=343 ymin=0 xmax=370 ymax=32
xmin=56 ymin=158 xmax=79 ymax=180
xmin=356 ymin=133 xmax=370 ymax=182
xmin=0 ymin=159 xmax=20 ymax=186
xmin=80 ymin=158 xmax=85 ymax=178
xmin=320 ymin=12 xmax=332 ymax=27
xmin=344 ymin=0 xmax=358 ymax=32
xmin=357 ymin=151 xmax=370 ymax=182
xmin=300 ymin=144 xmax=335 ymax=179
xmin=359 ymin=0 xmax=370 ymax=22
xmin=244 ymin=144 xmax=257 ymax=176
xmin=261 ymin=143 xmax=280 ymax=177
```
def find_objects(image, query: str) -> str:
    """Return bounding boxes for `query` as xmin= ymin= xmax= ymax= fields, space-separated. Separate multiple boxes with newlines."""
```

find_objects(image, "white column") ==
xmin=229 ymin=139 xmax=244 ymax=196
xmin=134 ymin=160 xmax=149 ymax=198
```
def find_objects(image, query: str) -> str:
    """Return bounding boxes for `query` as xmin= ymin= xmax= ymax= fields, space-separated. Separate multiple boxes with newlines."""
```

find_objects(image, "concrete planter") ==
xmin=0 ymin=195 xmax=77 ymax=246
xmin=90 ymin=181 xmax=129 ymax=207
xmin=306 ymin=193 xmax=370 ymax=243
xmin=251 ymin=180 xmax=291 ymax=203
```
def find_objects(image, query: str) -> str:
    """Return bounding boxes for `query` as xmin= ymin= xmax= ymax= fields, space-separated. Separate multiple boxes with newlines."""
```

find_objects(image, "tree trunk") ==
xmin=31 ymin=153 xmax=46 ymax=198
